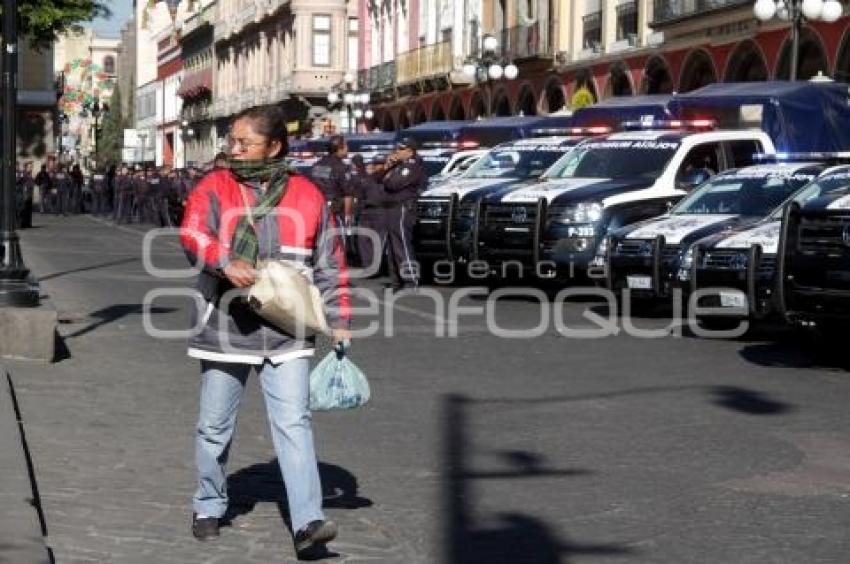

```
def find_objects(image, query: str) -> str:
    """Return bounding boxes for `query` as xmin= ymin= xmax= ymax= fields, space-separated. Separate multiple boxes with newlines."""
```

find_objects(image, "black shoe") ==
xmin=295 ymin=520 xmax=337 ymax=560
xmin=191 ymin=513 xmax=220 ymax=541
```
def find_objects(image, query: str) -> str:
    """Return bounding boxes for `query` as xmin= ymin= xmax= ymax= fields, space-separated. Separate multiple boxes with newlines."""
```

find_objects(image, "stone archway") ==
xmin=836 ymin=28 xmax=850 ymax=83
xmin=542 ymin=77 xmax=566 ymax=113
xmin=413 ymin=104 xmax=428 ymax=125
xmin=606 ymin=62 xmax=634 ymax=97
xmin=573 ymin=68 xmax=599 ymax=104
xmin=431 ymin=102 xmax=447 ymax=121
xmin=516 ymin=84 xmax=538 ymax=116
xmin=679 ymin=49 xmax=717 ymax=92
xmin=469 ymin=91 xmax=487 ymax=119
xmin=724 ymin=40 xmax=769 ymax=82
xmin=492 ymin=88 xmax=512 ymax=116
xmin=380 ymin=112 xmax=396 ymax=131
xmin=776 ymin=28 xmax=829 ymax=80
xmin=449 ymin=96 xmax=466 ymax=120
xmin=397 ymin=110 xmax=411 ymax=130
xmin=641 ymin=56 xmax=674 ymax=94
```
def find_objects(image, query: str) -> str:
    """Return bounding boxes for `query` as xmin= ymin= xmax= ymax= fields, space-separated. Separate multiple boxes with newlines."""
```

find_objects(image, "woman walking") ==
xmin=179 ymin=104 xmax=351 ymax=559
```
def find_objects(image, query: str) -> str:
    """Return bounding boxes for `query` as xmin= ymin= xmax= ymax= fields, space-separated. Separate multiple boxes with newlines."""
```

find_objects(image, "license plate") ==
xmin=719 ymin=291 xmax=747 ymax=308
xmin=626 ymin=275 xmax=652 ymax=290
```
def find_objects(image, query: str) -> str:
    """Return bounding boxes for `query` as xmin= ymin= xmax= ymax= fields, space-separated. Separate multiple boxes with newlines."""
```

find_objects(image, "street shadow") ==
xmin=443 ymin=394 xmax=637 ymax=564
xmin=63 ymin=304 xmax=177 ymax=339
xmin=709 ymin=385 xmax=793 ymax=416
xmin=39 ymin=257 xmax=139 ymax=282
xmin=52 ymin=331 xmax=71 ymax=363
xmin=222 ymin=459 xmax=371 ymax=542
xmin=738 ymin=333 xmax=850 ymax=371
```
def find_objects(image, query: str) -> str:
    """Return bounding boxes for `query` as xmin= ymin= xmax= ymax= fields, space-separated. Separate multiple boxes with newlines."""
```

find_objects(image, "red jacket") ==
xmin=180 ymin=169 xmax=350 ymax=363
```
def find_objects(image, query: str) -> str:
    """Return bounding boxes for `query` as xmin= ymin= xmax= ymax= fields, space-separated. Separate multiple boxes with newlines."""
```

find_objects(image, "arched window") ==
xmin=103 ymin=55 xmax=116 ymax=75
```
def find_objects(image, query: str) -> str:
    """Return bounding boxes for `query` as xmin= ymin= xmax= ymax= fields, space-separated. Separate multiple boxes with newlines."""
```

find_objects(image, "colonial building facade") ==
xmin=211 ymin=0 xmax=357 ymax=141
xmin=366 ymin=1 xmax=850 ymax=132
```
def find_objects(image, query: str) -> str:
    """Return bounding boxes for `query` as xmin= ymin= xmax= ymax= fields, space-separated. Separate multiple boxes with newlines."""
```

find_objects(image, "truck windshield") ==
xmin=675 ymin=172 xmax=814 ymax=216
xmin=465 ymin=148 xmax=567 ymax=180
xmin=769 ymin=169 xmax=850 ymax=218
xmin=543 ymin=140 xmax=678 ymax=180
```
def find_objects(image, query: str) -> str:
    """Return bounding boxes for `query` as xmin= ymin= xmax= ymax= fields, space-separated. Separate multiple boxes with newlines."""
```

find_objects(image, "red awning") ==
xmin=178 ymin=67 xmax=212 ymax=99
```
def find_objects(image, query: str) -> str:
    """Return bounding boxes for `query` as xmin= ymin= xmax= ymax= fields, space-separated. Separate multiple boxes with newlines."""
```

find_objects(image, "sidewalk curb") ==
xmin=0 ymin=370 xmax=53 ymax=563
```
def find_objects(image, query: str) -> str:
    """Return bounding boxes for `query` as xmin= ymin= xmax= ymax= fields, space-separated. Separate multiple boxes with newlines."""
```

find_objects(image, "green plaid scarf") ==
xmin=229 ymin=158 xmax=292 ymax=266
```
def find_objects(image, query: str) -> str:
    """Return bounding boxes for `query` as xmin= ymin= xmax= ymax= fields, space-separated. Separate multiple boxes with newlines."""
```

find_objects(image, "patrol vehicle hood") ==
xmin=822 ymin=190 xmax=850 ymax=211
xmin=496 ymin=177 xmax=652 ymax=205
xmin=420 ymin=177 xmax=523 ymax=200
xmin=707 ymin=220 xmax=782 ymax=255
xmin=620 ymin=214 xmax=749 ymax=245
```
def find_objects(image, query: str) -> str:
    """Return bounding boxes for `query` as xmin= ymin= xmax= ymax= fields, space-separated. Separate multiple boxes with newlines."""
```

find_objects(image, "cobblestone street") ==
xmin=7 ymin=214 xmax=850 ymax=563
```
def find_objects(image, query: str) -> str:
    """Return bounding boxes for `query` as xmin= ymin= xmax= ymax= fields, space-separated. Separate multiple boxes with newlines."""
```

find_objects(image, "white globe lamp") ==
xmin=483 ymin=35 xmax=499 ymax=52
xmin=801 ymin=0 xmax=824 ymax=20
xmin=488 ymin=64 xmax=504 ymax=80
xmin=820 ymin=0 xmax=843 ymax=21
xmin=327 ymin=91 xmax=339 ymax=104
xmin=753 ymin=0 xmax=777 ymax=20
xmin=504 ymin=63 xmax=519 ymax=80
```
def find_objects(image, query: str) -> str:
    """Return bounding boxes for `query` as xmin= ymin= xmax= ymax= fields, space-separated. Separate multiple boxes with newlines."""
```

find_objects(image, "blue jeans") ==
xmin=193 ymin=358 xmax=324 ymax=532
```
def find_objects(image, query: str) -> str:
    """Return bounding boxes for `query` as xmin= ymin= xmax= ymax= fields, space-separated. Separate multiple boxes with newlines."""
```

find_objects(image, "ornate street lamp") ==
xmin=0 ymin=0 xmax=38 ymax=306
xmin=80 ymin=97 xmax=109 ymax=170
xmin=462 ymin=34 xmax=519 ymax=117
xmin=327 ymin=76 xmax=371 ymax=134
xmin=753 ymin=0 xmax=844 ymax=80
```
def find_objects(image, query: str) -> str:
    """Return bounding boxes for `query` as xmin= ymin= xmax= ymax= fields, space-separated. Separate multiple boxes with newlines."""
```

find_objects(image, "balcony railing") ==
xmin=651 ymin=0 xmax=750 ymax=25
xmin=500 ymin=21 xmax=553 ymax=60
xmin=396 ymin=41 xmax=453 ymax=85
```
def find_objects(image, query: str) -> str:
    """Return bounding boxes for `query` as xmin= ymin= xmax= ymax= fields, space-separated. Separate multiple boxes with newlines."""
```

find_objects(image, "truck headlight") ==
xmin=553 ymin=202 xmax=603 ymax=224
xmin=678 ymin=248 xmax=695 ymax=281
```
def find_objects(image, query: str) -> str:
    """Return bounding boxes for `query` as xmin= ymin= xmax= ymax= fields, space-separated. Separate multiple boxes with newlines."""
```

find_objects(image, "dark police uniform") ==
xmin=309 ymin=154 xmax=352 ymax=219
xmin=381 ymin=155 xmax=426 ymax=287
xmin=114 ymin=172 xmax=133 ymax=224
xmin=91 ymin=173 xmax=106 ymax=215
xmin=353 ymin=163 xmax=388 ymax=272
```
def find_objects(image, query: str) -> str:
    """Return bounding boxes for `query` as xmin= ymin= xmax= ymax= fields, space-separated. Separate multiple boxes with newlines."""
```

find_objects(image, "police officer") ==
xmin=56 ymin=165 xmax=74 ymax=216
xmin=113 ymin=166 xmax=132 ymax=224
xmin=309 ymin=135 xmax=354 ymax=228
xmin=35 ymin=164 xmax=51 ymax=214
xmin=91 ymin=170 xmax=106 ymax=215
xmin=352 ymin=155 xmax=389 ymax=273
xmin=381 ymin=138 xmax=426 ymax=290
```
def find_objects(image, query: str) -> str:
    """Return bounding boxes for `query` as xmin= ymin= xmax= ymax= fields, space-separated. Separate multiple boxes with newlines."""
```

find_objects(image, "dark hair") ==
xmin=233 ymin=104 xmax=289 ymax=157
xmin=327 ymin=134 xmax=346 ymax=155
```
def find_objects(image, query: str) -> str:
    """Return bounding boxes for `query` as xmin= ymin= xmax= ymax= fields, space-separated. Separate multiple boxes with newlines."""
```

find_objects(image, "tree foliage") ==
xmin=15 ymin=0 xmax=111 ymax=50
xmin=96 ymin=84 xmax=123 ymax=170
xmin=571 ymin=87 xmax=596 ymax=111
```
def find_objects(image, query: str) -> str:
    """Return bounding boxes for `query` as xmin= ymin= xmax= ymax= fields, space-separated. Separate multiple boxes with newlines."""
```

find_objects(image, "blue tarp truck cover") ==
xmin=668 ymin=81 xmax=850 ymax=152
xmin=571 ymin=94 xmax=674 ymax=127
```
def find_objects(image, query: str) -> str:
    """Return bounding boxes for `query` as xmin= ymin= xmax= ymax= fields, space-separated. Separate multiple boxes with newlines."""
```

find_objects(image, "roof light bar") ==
xmin=620 ymin=119 xmax=716 ymax=131
xmin=420 ymin=140 xmax=480 ymax=149
xmin=531 ymin=126 xmax=612 ymax=137
xmin=753 ymin=151 xmax=850 ymax=162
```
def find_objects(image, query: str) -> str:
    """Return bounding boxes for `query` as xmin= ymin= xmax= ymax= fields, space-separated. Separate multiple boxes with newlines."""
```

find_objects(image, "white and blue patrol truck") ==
xmin=414 ymin=134 xmax=590 ymax=265
xmin=687 ymin=163 xmax=850 ymax=319
xmin=476 ymin=121 xmax=775 ymax=280
xmin=605 ymin=161 xmax=824 ymax=303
